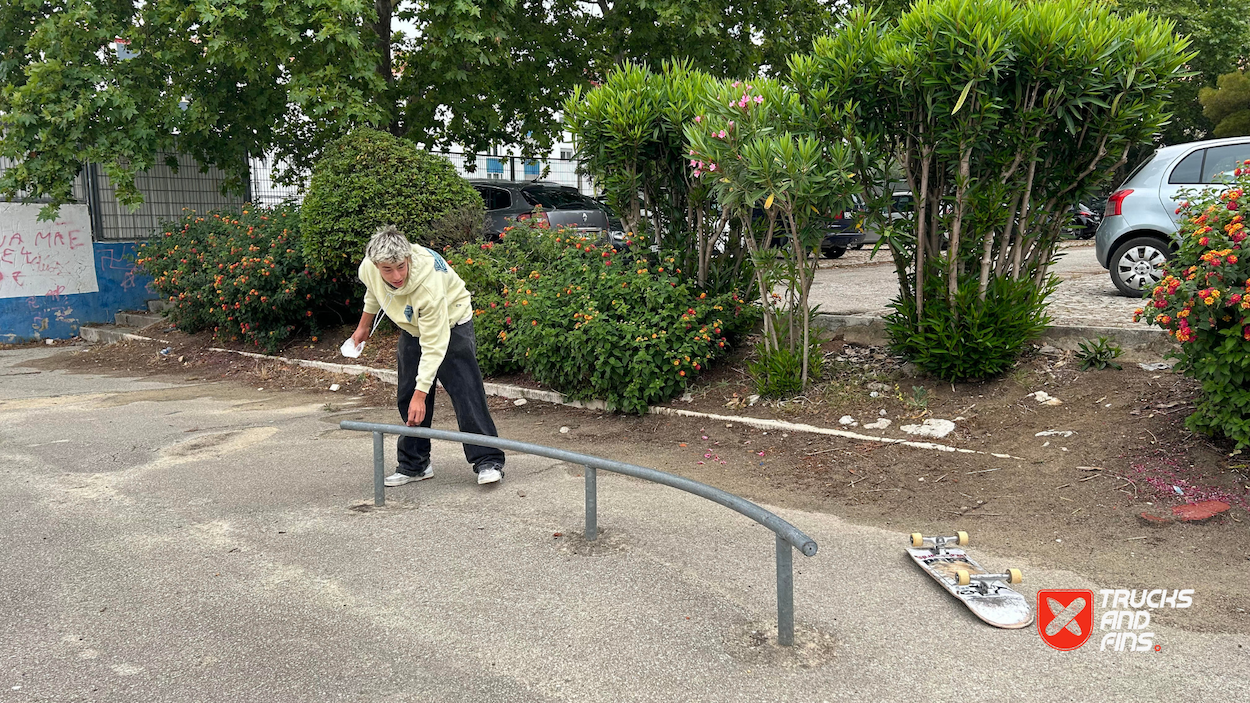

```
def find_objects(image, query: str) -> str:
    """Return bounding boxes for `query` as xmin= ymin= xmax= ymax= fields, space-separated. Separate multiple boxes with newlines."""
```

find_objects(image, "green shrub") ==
xmin=301 ymin=127 xmax=485 ymax=278
xmin=1075 ymin=337 xmax=1123 ymax=371
xmin=748 ymin=342 xmax=824 ymax=398
xmin=137 ymin=206 xmax=353 ymax=352
xmin=447 ymin=218 xmax=755 ymax=413
xmin=886 ymin=272 xmax=1054 ymax=382
xmin=443 ymin=216 xmax=575 ymax=376
xmin=1139 ymin=168 xmax=1250 ymax=448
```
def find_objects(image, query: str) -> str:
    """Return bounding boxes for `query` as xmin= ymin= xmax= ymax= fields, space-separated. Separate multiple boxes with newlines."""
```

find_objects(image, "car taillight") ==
xmin=1105 ymin=189 xmax=1133 ymax=217
xmin=517 ymin=211 xmax=550 ymax=227
xmin=835 ymin=211 xmax=845 ymax=219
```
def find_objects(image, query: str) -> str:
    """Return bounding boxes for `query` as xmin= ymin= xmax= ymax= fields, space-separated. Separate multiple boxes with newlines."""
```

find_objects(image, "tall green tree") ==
xmin=1 ymin=0 xmax=841 ymax=215
xmin=1116 ymin=0 xmax=1250 ymax=144
xmin=1199 ymin=70 xmax=1250 ymax=138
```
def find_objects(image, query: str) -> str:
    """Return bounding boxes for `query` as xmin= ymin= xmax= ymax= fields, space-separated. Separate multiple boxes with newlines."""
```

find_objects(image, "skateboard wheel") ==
xmin=956 ymin=531 xmax=969 ymax=546
xmin=956 ymin=570 xmax=971 ymax=586
xmin=1007 ymin=568 xmax=1023 ymax=585
xmin=910 ymin=533 xmax=924 ymax=548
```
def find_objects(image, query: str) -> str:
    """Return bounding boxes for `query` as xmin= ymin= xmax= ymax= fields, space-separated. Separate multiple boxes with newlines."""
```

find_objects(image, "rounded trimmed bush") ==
xmin=301 ymin=128 xmax=485 ymax=277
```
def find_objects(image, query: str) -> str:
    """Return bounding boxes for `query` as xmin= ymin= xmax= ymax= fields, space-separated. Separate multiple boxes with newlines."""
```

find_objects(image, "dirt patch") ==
xmin=36 ymin=333 xmax=1250 ymax=635
xmin=724 ymin=621 xmax=837 ymax=669
xmin=348 ymin=500 xmax=420 ymax=514
xmin=553 ymin=527 xmax=630 ymax=557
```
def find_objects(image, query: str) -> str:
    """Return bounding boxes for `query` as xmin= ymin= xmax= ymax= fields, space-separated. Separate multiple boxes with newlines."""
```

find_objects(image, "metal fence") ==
xmin=87 ymin=155 xmax=245 ymax=241
xmin=338 ymin=421 xmax=818 ymax=647
xmin=0 ymin=155 xmax=245 ymax=241
xmin=249 ymin=151 xmax=594 ymax=208
xmin=3 ymin=149 xmax=592 ymax=238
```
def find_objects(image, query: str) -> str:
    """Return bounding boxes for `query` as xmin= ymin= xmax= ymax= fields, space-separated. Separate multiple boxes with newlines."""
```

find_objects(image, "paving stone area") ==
xmin=809 ymin=242 xmax=1146 ymax=329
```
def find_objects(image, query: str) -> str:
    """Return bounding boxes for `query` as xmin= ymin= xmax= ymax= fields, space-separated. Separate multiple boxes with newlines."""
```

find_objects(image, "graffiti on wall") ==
xmin=0 ymin=203 xmax=98 ymax=300
xmin=0 ymin=241 xmax=154 ymax=344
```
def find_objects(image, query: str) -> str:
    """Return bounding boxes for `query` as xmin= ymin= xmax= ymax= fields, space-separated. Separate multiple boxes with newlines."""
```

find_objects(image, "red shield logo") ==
xmin=1037 ymin=589 xmax=1094 ymax=650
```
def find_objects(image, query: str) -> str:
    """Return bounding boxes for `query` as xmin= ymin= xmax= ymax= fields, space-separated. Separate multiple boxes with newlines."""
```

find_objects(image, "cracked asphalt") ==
xmin=1 ymin=346 xmax=1246 ymax=701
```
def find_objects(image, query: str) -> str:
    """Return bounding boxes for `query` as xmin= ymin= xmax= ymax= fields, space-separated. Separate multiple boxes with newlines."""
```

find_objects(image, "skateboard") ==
xmin=906 ymin=531 xmax=1034 ymax=629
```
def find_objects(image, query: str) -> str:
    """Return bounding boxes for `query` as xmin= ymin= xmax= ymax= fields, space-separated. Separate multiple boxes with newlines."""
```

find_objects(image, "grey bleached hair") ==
xmin=365 ymin=225 xmax=412 ymax=264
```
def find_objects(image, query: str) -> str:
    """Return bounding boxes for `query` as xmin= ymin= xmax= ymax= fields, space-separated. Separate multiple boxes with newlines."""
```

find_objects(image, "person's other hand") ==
xmin=407 ymin=391 xmax=427 ymax=426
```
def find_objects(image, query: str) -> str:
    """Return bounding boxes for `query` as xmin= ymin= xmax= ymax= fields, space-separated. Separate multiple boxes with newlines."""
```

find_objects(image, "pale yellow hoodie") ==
xmin=359 ymin=244 xmax=473 ymax=394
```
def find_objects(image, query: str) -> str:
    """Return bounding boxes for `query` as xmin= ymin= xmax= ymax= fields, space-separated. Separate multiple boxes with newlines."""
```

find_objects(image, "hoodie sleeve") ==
xmin=359 ymin=260 xmax=382 ymax=315
xmin=412 ymin=289 xmax=450 ymax=394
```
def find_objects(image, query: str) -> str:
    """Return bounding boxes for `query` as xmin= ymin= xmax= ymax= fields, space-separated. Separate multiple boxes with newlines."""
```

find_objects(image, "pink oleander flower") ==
xmin=717 ymin=130 xmax=727 ymax=138
xmin=694 ymin=115 xmax=702 ymax=123
xmin=754 ymin=95 xmax=764 ymax=104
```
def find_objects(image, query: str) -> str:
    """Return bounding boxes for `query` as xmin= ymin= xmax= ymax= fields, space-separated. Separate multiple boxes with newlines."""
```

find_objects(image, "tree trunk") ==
xmin=373 ymin=0 xmax=398 ymax=135
xmin=946 ymin=147 xmax=971 ymax=310
xmin=695 ymin=205 xmax=706 ymax=287
xmin=786 ymin=208 xmax=811 ymax=388
xmin=1011 ymin=157 xmax=1037 ymax=280
xmin=914 ymin=149 xmax=932 ymax=326
xmin=742 ymin=218 xmax=778 ymax=352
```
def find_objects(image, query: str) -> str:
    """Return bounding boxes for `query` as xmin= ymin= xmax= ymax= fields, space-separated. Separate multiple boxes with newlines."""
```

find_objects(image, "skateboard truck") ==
xmin=956 ymin=568 xmax=1023 ymax=594
xmin=909 ymin=531 xmax=968 ymax=553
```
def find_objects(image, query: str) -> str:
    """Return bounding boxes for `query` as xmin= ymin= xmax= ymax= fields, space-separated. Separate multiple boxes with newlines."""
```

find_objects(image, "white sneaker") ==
xmin=384 ymin=467 xmax=433 ymax=487
xmin=476 ymin=467 xmax=503 ymax=485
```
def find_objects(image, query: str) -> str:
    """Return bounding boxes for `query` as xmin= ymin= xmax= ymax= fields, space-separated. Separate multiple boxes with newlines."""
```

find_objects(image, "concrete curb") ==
xmin=78 ymin=325 xmax=171 ymax=345
xmin=814 ymin=313 xmax=1174 ymax=361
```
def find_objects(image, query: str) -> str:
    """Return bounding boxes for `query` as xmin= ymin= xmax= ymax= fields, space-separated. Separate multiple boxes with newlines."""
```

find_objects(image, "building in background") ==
xmin=250 ymin=134 xmax=591 ymax=207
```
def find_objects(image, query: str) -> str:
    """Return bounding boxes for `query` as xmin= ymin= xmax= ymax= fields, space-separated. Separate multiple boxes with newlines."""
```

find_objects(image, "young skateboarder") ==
xmin=348 ymin=225 xmax=506 ymax=486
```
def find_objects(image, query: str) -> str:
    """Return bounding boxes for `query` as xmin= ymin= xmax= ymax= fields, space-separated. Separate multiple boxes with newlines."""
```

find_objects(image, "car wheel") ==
xmin=854 ymin=243 xmax=866 ymax=250
xmin=1110 ymin=236 xmax=1169 ymax=297
xmin=823 ymin=246 xmax=847 ymax=259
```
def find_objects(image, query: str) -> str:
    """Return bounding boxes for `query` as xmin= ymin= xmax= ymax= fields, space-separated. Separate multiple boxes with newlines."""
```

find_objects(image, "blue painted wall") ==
xmin=0 ymin=241 xmax=155 ymax=343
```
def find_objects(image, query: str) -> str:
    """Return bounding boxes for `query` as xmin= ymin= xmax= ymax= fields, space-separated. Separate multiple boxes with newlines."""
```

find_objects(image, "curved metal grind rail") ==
xmin=338 ymin=420 xmax=819 ymax=646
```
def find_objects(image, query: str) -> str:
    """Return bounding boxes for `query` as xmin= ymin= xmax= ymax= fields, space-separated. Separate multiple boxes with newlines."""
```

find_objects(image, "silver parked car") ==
xmin=1096 ymin=137 xmax=1250 ymax=296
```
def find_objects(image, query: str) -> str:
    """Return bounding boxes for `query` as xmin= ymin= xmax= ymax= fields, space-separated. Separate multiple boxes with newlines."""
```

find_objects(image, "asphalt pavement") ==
xmin=2 ymin=346 xmax=1246 ymax=701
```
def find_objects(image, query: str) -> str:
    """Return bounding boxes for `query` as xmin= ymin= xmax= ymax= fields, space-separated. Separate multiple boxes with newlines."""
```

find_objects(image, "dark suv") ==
xmin=469 ymin=180 xmax=625 ymax=245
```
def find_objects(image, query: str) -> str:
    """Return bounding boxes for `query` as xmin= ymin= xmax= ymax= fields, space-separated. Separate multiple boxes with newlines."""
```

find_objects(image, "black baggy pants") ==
xmin=395 ymin=320 xmax=505 ymax=475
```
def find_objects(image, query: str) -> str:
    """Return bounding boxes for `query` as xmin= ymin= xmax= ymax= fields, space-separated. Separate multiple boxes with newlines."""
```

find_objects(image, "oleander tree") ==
xmin=687 ymin=77 xmax=858 ymax=391
xmin=792 ymin=0 xmax=1192 ymax=380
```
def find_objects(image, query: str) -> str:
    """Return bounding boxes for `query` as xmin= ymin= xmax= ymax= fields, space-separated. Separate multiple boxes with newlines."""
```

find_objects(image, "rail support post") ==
xmin=585 ymin=465 xmax=598 ymax=540
xmin=373 ymin=431 xmax=385 ymax=507
xmin=776 ymin=535 xmax=794 ymax=646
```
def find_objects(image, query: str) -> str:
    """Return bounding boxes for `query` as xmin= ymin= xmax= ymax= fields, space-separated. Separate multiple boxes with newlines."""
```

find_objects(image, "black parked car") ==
xmin=1066 ymin=203 xmax=1100 ymax=240
xmin=469 ymin=180 xmax=626 ymax=246
xmin=753 ymin=204 xmax=865 ymax=259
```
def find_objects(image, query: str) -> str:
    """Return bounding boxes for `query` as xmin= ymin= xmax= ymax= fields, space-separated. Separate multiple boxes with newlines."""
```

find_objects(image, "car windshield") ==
xmin=521 ymin=186 xmax=602 ymax=210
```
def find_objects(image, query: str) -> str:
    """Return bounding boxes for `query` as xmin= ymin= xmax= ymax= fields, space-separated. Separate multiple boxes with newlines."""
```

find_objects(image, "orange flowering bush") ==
xmin=1138 ymin=162 xmax=1250 ymax=447
xmin=446 ymin=217 xmax=756 ymax=413
xmin=137 ymin=206 xmax=353 ymax=352
xmin=443 ymin=215 xmax=567 ymax=375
